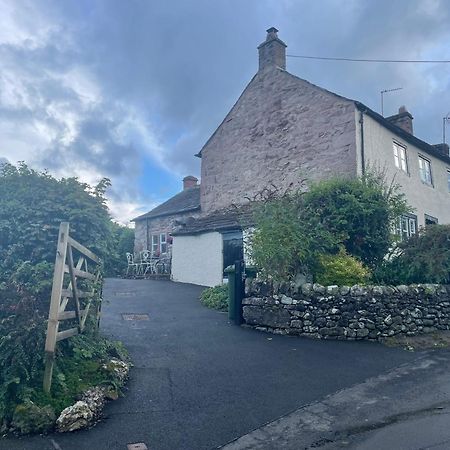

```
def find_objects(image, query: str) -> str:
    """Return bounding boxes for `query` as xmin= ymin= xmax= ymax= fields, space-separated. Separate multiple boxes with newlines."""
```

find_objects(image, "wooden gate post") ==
xmin=43 ymin=222 xmax=69 ymax=393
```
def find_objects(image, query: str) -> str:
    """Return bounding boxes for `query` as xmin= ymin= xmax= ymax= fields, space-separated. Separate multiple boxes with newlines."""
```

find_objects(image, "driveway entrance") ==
xmin=2 ymin=279 xmax=418 ymax=450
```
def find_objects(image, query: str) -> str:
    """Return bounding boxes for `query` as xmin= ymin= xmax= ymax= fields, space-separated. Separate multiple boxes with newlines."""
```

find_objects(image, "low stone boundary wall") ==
xmin=243 ymin=280 xmax=450 ymax=340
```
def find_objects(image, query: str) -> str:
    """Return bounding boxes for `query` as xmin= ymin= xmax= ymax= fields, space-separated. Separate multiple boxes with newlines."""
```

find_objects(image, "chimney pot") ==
xmin=258 ymin=27 xmax=287 ymax=72
xmin=183 ymin=175 xmax=198 ymax=190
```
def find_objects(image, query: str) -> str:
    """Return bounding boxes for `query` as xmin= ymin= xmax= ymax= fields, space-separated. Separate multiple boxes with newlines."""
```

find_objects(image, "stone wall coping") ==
xmin=246 ymin=279 xmax=450 ymax=298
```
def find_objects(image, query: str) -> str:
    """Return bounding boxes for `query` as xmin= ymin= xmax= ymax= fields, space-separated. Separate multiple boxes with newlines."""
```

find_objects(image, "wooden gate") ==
xmin=43 ymin=222 xmax=101 ymax=393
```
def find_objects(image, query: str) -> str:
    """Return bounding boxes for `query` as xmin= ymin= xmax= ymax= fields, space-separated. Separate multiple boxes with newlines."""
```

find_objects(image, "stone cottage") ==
xmin=132 ymin=176 xmax=200 ymax=255
xmin=138 ymin=28 xmax=450 ymax=286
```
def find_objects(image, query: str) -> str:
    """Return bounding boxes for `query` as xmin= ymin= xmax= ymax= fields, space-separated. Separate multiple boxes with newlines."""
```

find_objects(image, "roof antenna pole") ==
xmin=443 ymin=113 xmax=450 ymax=144
xmin=380 ymin=87 xmax=403 ymax=116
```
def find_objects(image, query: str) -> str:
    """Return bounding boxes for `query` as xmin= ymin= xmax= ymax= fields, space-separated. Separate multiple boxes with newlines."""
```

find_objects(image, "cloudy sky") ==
xmin=1 ymin=0 xmax=450 ymax=223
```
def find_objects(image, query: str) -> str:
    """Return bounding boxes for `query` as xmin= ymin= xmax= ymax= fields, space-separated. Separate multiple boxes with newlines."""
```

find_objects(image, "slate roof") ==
xmin=354 ymin=102 xmax=450 ymax=165
xmin=132 ymin=186 xmax=200 ymax=222
xmin=172 ymin=206 xmax=255 ymax=236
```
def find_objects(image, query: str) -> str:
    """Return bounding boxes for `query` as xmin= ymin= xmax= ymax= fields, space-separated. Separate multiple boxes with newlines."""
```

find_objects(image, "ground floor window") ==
xmin=151 ymin=234 xmax=159 ymax=255
xmin=425 ymin=214 xmax=438 ymax=226
xmin=150 ymin=232 xmax=169 ymax=256
xmin=160 ymin=233 xmax=167 ymax=254
xmin=395 ymin=214 xmax=417 ymax=241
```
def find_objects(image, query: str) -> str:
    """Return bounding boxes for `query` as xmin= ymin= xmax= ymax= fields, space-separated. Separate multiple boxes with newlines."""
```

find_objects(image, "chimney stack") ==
xmin=433 ymin=143 xmax=450 ymax=158
xmin=258 ymin=27 xmax=287 ymax=72
xmin=183 ymin=175 xmax=198 ymax=190
xmin=386 ymin=106 xmax=414 ymax=135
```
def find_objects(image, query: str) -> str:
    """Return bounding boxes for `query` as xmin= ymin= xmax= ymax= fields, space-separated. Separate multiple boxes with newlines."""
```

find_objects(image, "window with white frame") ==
xmin=447 ymin=170 xmax=450 ymax=193
xmin=160 ymin=233 xmax=167 ymax=254
xmin=418 ymin=155 xmax=433 ymax=185
xmin=395 ymin=214 xmax=417 ymax=241
xmin=393 ymin=142 xmax=408 ymax=173
xmin=425 ymin=214 xmax=438 ymax=226
xmin=151 ymin=234 xmax=159 ymax=255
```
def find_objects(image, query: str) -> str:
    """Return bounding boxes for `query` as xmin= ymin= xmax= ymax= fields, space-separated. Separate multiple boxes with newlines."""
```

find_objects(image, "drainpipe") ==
xmin=359 ymin=109 xmax=366 ymax=175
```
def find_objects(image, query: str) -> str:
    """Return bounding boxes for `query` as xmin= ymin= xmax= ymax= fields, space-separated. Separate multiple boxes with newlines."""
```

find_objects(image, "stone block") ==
xmin=280 ymin=294 xmax=293 ymax=305
xmin=313 ymin=283 xmax=326 ymax=294
xmin=291 ymin=319 xmax=303 ymax=328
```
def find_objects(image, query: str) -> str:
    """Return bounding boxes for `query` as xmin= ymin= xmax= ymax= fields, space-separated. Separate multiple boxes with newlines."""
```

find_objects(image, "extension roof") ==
xmin=172 ymin=205 xmax=254 ymax=236
xmin=132 ymin=186 xmax=200 ymax=222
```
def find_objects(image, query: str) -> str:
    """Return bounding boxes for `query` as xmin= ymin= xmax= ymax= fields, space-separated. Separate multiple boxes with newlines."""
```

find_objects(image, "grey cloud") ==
xmin=1 ymin=0 xmax=450 ymax=221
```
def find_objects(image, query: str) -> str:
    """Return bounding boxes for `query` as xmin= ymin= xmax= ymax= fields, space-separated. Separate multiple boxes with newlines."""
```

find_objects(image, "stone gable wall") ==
xmin=243 ymin=279 xmax=450 ymax=341
xmin=200 ymin=67 xmax=357 ymax=214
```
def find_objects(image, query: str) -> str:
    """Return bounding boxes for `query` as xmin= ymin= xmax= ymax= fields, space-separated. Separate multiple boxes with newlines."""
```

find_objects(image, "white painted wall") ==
xmin=356 ymin=111 xmax=450 ymax=227
xmin=171 ymin=232 xmax=223 ymax=287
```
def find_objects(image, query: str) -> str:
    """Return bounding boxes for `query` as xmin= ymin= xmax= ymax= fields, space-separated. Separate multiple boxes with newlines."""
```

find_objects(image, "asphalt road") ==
xmin=2 ymin=278 xmax=418 ymax=450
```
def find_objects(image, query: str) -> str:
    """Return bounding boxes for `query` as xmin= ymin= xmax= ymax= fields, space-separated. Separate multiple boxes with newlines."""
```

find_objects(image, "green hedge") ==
xmin=0 ymin=163 xmax=130 ymax=434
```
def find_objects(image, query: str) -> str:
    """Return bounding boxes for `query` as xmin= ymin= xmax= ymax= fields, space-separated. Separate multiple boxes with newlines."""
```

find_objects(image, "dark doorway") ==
xmin=222 ymin=230 xmax=243 ymax=272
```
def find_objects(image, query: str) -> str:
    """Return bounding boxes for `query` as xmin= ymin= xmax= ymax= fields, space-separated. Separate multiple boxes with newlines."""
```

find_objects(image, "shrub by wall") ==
xmin=243 ymin=279 xmax=450 ymax=341
xmin=200 ymin=285 xmax=228 ymax=311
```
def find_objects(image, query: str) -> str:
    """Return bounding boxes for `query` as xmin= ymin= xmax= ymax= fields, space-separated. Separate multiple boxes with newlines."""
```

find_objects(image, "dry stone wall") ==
xmin=243 ymin=279 xmax=450 ymax=340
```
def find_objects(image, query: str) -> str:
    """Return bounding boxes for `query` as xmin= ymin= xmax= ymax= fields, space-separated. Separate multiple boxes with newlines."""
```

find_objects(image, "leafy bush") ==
xmin=11 ymin=402 xmax=55 ymax=435
xmin=0 ymin=163 xmax=130 ymax=433
xmin=250 ymin=194 xmax=337 ymax=281
xmin=103 ymin=224 xmax=135 ymax=277
xmin=0 ymin=284 xmax=47 ymax=423
xmin=375 ymin=224 xmax=450 ymax=285
xmin=0 ymin=163 xmax=113 ymax=279
xmin=200 ymin=285 xmax=229 ymax=311
xmin=302 ymin=171 xmax=409 ymax=267
xmin=315 ymin=249 xmax=371 ymax=286
xmin=249 ymin=171 xmax=408 ymax=281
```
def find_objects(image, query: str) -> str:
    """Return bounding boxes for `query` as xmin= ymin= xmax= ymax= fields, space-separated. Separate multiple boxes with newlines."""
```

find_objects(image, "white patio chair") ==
xmin=126 ymin=252 xmax=139 ymax=277
xmin=139 ymin=250 xmax=154 ymax=276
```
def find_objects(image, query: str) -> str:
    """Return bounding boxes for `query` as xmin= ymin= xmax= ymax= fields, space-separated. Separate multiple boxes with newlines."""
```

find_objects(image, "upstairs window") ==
xmin=418 ymin=155 xmax=433 ymax=185
xmin=447 ymin=170 xmax=450 ymax=193
xmin=393 ymin=142 xmax=408 ymax=173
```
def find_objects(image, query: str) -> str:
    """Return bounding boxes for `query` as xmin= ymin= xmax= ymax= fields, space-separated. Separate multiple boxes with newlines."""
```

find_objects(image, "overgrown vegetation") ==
xmin=249 ymin=171 xmax=410 ymax=284
xmin=200 ymin=285 xmax=229 ymax=311
xmin=374 ymin=224 xmax=450 ymax=285
xmin=0 ymin=162 xmax=131 ymax=434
